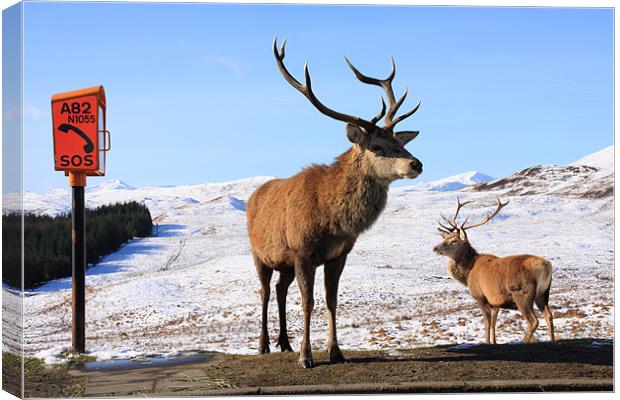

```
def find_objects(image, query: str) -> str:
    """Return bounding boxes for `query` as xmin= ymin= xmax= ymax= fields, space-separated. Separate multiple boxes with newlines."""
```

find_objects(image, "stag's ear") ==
xmin=395 ymin=131 xmax=419 ymax=146
xmin=458 ymin=229 xmax=467 ymax=241
xmin=346 ymin=123 xmax=367 ymax=145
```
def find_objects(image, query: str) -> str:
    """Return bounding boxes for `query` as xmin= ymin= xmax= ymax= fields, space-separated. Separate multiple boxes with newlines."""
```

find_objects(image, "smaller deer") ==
xmin=433 ymin=197 xmax=554 ymax=344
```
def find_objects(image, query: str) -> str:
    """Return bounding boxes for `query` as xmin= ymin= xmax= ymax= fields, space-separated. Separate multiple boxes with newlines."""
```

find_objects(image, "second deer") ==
xmin=433 ymin=197 xmax=554 ymax=344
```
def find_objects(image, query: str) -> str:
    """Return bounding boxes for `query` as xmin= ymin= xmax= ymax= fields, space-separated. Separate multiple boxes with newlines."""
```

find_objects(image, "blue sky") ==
xmin=15 ymin=3 xmax=614 ymax=192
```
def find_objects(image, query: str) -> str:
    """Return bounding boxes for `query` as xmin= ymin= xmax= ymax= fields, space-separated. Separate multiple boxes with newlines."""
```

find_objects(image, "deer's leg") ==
xmin=515 ymin=295 xmax=539 ymax=343
xmin=490 ymin=308 xmax=499 ymax=344
xmin=275 ymin=269 xmax=295 ymax=352
xmin=324 ymin=254 xmax=347 ymax=364
xmin=477 ymin=301 xmax=492 ymax=344
xmin=542 ymin=305 xmax=554 ymax=342
xmin=254 ymin=260 xmax=273 ymax=354
xmin=295 ymin=259 xmax=316 ymax=368
xmin=536 ymin=288 xmax=554 ymax=342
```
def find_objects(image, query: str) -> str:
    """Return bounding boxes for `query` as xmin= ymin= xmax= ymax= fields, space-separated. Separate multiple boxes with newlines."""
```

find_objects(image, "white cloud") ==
xmin=202 ymin=55 xmax=253 ymax=78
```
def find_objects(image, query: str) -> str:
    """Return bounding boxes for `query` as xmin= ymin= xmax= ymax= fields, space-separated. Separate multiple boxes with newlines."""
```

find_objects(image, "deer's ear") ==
xmin=346 ymin=123 xmax=367 ymax=145
xmin=395 ymin=131 xmax=419 ymax=146
xmin=459 ymin=229 xmax=467 ymax=241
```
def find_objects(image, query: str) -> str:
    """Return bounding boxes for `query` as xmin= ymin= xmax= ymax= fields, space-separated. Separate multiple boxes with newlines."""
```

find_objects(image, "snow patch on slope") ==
xmin=569 ymin=145 xmax=613 ymax=172
xmin=403 ymin=171 xmax=494 ymax=192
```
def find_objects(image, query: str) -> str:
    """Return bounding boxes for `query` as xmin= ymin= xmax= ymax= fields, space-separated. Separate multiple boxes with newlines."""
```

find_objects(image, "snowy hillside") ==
xmin=2 ymin=146 xmax=613 ymax=364
xmin=569 ymin=145 xmax=613 ymax=172
xmin=471 ymin=145 xmax=614 ymax=198
xmin=404 ymin=171 xmax=494 ymax=192
xmin=3 ymin=176 xmax=274 ymax=217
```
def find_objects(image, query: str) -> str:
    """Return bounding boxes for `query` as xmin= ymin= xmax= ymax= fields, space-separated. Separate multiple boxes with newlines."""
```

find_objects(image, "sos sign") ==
xmin=52 ymin=86 xmax=109 ymax=175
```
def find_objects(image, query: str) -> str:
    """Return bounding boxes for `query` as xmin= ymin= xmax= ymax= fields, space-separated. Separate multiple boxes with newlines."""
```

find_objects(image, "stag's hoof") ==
xmin=259 ymin=345 xmax=271 ymax=355
xmin=298 ymin=358 xmax=314 ymax=368
xmin=280 ymin=344 xmax=294 ymax=352
xmin=277 ymin=338 xmax=294 ymax=352
xmin=329 ymin=348 xmax=346 ymax=364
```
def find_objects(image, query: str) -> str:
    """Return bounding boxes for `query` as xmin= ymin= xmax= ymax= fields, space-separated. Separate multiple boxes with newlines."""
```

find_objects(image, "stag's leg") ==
xmin=324 ymin=254 xmax=347 ymax=364
xmin=276 ymin=269 xmax=295 ymax=352
xmin=254 ymin=260 xmax=273 ymax=354
xmin=515 ymin=295 xmax=539 ymax=343
xmin=295 ymin=259 xmax=316 ymax=368
xmin=477 ymin=301 xmax=492 ymax=344
xmin=490 ymin=308 xmax=500 ymax=344
xmin=536 ymin=287 xmax=555 ymax=342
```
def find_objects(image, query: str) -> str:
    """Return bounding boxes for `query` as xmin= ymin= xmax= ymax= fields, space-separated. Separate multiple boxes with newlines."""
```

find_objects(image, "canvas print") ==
xmin=2 ymin=1 xmax=614 ymax=397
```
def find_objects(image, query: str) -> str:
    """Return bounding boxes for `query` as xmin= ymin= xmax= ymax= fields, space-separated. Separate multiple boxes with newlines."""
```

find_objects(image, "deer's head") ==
xmin=433 ymin=197 xmax=509 ymax=259
xmin=274 ymin=37 xmax=423 ymax=182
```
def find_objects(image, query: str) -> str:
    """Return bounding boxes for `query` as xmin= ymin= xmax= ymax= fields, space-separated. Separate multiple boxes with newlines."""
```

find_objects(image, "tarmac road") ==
xmin=14 ymin=338 xmax=614 ymax=397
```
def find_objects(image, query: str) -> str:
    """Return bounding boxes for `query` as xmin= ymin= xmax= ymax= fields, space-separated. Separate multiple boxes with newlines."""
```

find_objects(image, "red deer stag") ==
xmin=433 ymin=197 xmax=554 ymax=344
xmin=246 ymin=37 xmax=423 ymax=368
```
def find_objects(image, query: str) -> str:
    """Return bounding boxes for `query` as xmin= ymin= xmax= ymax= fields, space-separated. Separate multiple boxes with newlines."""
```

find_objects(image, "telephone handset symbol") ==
xmin=58 ymin=123 xmax=95 ymax=154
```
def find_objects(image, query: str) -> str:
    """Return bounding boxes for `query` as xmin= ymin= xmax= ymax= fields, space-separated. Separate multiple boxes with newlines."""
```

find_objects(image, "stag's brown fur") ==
xmin=248 ymin=148 xmax=389 ymax=268
xmin=434 ymin=201 xmax=554 ymax=344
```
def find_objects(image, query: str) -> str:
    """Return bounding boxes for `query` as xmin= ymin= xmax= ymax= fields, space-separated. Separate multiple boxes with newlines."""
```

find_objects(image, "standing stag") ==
xmin=246 ymin=37 xmax=423 ymax=368
xmin=433 ymin=197 xmax=554 ymax=344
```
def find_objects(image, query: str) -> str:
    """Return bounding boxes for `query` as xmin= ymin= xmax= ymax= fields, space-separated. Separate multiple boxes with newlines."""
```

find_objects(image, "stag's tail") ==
xmin=535 ymin=259 xmax=553 ymax=305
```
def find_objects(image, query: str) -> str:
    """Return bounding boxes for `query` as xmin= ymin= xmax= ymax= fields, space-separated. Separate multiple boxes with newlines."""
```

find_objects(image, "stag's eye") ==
xmin=370 ymin=145 xmax=384 ymax=154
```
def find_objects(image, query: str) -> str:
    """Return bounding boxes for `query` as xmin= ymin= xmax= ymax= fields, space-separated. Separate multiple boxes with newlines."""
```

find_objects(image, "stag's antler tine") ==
xmin=274 ymin=39 xmax=375 ymax=131
xmin=438 ymin=219 xmax=454 ymax=233
xmin=344 ymin=56 xmax=392 ymax=88
xmin=273 ymin=37 xmax=305 ymax=91
xmin=303 ymin=61 xmax=312 ymax=88
xmin=449 ymin=197 xmax=473 ymax=227
xmin=389 ymin=100 xmax=422 ymax=128
xmin=462 ymin=196 xmax=510 ymax=231
xmin=440 ymin=213 xmax=457 ymax=229
xmin=345 ymin=56 xmax=419 ymax=130
xmin=371 ymin=97 xmax=387 ymax=125
xmin=386 ymin=88 xmax=408 ymax=122
xmin=459 ymin=215 xmax=470 ymax=230
xmin=387 ymin=57 xmax=396 ymax=82
xmin=345 ymin=57 xmax=398 ymax=110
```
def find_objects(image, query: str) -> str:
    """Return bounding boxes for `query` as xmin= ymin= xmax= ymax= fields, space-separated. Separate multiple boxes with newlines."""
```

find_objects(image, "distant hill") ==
xmin=402 ymin=171 xmax=495 ymax=192
xmin=470 ymin=145 xmax=613 ymax=199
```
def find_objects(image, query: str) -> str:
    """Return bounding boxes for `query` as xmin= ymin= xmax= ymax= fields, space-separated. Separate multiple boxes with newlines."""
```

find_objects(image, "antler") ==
xmin=273 ymin=37 xmax=376 ymax=132
xmin=461 ymin=196 xmax=509 ymax=231
xmin=344 ymin=56 xmax=421 ymax=130
xmin=439 ymin=197 xmax=473 ymax=230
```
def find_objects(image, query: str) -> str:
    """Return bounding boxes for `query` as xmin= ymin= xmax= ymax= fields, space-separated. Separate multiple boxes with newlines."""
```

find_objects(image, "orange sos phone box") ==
xmin=52 ymin=85 xmax=109 ymax=176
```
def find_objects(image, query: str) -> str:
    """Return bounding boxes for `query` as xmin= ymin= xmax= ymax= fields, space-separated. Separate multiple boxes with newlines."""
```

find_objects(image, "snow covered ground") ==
xmin=2 ymin=147 xmax=614 ymax=363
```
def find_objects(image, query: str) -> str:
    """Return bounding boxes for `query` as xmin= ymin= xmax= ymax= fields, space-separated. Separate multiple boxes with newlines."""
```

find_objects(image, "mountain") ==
xmin=6 ymin=146 xmax=613 ymax=217
xmin=5 ymin=176 xmax=274 ymax=217
xmin=569 ymin=145 xmax=613 ymax=172
xmin=470 ymin=145 xmax=613 ymax=198
xmin=88 ymin=179 xmax=135 ymax=192
xmin=403 ymin=171 xmax=495 ymax=192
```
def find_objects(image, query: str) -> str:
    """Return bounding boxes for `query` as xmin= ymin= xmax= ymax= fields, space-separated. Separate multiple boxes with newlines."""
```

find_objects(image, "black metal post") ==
xmin=72 ymin=185 xmax=86 ymax=353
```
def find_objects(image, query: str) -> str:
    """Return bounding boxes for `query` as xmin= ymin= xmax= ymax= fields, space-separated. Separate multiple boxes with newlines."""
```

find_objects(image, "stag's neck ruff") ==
xmin=447 ymin=245 xmax=479 ymax=286
xmin=322 ymin=147 xmax=390 ymax=236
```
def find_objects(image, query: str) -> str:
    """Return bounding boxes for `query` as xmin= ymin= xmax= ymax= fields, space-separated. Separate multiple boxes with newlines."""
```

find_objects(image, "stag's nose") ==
xmin=410 ymin=159 xmax=423 ymax=173
xmin=433 ymin=244 xmax=441 ymax=253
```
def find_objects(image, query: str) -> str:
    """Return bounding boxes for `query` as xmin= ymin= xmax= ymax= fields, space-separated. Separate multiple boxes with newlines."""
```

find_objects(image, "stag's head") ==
xmin=273 ymin=37 xmax=423 ymax=182
xmin=433 ymin=197 xmax=509 ymax=258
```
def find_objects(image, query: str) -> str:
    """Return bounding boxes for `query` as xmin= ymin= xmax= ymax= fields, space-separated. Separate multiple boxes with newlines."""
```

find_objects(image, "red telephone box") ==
xmin=52 ymin=85 xmax=110 ymax=176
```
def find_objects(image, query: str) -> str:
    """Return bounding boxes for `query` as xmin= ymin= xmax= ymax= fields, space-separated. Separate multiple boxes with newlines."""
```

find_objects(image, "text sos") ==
xmin=59 ymin=154 xmax=94 ymax=168
xmin=61 ymin=101 xmax=95 ymax=124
